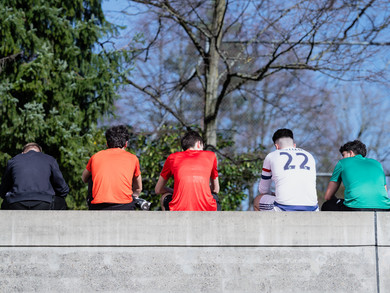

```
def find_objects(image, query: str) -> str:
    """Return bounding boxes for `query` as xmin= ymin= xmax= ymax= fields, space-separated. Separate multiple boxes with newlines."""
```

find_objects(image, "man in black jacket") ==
xmin=0 ymin=143 xmax=69 ymax=210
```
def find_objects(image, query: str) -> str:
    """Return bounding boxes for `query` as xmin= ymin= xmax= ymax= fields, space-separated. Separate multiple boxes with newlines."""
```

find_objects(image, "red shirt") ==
xmin=86 ymin=148 xmax=141 ymax=204
xmin=160 ymin=150 xmax=218 ymax=211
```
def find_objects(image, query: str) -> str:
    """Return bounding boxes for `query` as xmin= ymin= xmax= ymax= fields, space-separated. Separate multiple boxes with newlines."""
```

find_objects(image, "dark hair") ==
xmin=105 ymin=125 xmax=130 ymax=148
xmin=22 ymin=142 xmax=42 ymax=153
xmin=181 ymin=130 xmax=204 ymax=151
xmin=272 ymin=128 xmax=294 ymax=143
xmin=339 ymin=140 xmax=367 ymax=157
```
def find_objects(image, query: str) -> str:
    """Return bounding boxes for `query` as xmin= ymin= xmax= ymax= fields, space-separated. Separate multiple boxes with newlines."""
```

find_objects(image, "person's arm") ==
xmin=132 ymin=175 xmax=142 ymax=198
xmin=210 ymin=177 xmax=219 ymax=194
xmin=81 ymin=169 xmax=92 ymax=183
xmin=155 ymin=175 xmax=173 ymax=195
xmin=258 ymin=154 xmax=272 ymax=195
xmin=325 ymin=161 xmax=343 ymax=201
xmin=324 ymin=181 xmax=341 ymax=201
xmin=155 ymin=156 xmax=174 ymax=195
xmin=50 ymin=159 xmax=69 ymax=197
xmin=210 ymin=153 xmax=219 ymax=194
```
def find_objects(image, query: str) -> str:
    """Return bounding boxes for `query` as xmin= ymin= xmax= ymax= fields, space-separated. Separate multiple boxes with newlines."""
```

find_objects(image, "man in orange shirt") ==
xmin=81 ymin=125 xmax=142 ymax=210
xmin=155 ymin=130 xmax=220 ymax=211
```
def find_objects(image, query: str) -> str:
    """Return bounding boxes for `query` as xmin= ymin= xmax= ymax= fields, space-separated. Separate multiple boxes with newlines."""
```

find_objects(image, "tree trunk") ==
xmin=204 ymin=0 xmax=225 ymax=147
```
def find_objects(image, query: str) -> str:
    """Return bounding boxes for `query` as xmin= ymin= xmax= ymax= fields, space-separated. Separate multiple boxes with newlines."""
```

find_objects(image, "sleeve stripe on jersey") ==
xmin=259 ymin=203 xmax=274 ymax=210
xmin=261 ymin=175 xmax=272 ymax=180
xmin=262 ymin=167 xmax=271 ymax=173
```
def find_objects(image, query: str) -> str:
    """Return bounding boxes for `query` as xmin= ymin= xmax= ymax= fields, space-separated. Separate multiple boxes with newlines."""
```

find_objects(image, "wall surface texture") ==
xmin=0 ymin=211 xmax=388 ymax=292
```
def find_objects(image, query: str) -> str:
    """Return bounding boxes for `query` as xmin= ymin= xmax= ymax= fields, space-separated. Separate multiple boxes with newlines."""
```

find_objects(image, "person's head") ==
xmin=272 ymin=128 xmax=295 ymax=149
xmin=22 ymin=142 xmax=42 ymax=154
xmin=339 ymin=140 xmax=367 ymax=158
xmin=181 ymin=130 xmax=204 ymax=151
xmin=105 ymin=125 xmax=130 ymax=149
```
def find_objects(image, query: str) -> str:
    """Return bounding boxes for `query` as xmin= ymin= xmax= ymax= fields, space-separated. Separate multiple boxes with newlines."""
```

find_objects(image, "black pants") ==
xmin=89 ymin=202 xmax=136 ymax=210
xmin=321 ymin=196 xmax=390 ymax=211
xmin=4 ymin=200 xmax=51 ymax=210
xmin=1 ymin=196 xmax=67 ymax=210
xmin=52 ymin=196 xmax=68 ymax=210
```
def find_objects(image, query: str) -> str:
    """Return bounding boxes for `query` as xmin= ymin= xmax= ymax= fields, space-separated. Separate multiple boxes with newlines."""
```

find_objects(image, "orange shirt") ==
xmin=86 ymin=148 xmax=141 ymax=204
xmin=160 ymin=150 xmax=218 ymax=211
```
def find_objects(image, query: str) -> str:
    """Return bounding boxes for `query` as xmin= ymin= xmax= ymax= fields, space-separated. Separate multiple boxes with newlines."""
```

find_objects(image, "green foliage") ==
xmin=0 ymin=0 xmax=134 ymax=209
xmin=128 ymin=126 xmax=263 ymax=211
xmin=215 ymin=132 xmax=264 ymax=210
xmin=127 ymin=126 xmax=182 ymax=210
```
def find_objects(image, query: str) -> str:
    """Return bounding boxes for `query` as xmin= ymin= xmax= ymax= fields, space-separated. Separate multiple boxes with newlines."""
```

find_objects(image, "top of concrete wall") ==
xmin=0 ymin=211 xmax=380 ymax=247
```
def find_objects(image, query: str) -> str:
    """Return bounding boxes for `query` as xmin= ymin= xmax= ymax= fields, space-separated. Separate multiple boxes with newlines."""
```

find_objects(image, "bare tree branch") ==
xmin=132 ymin=0 xmax=208 ymax=58
xmin=125 ymin=77 xmax=189 ymax=128
xmin=119 ymin=0 xmax=390 ymax=146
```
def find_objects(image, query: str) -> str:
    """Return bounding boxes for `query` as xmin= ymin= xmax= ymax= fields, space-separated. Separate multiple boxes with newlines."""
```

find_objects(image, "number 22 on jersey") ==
xmin=279 ymin=152 xmax=311 ymax=171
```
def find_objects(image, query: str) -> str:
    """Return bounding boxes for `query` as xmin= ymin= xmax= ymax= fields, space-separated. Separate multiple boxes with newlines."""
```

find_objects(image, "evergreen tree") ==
xmin=0 ymin=0 xmax=130 ymax=208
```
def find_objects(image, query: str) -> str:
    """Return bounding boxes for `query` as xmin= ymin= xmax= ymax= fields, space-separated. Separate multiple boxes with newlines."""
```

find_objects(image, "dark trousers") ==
xmin=1 ymin=196 xmax=67 ymax=210
xmin=89 ymin=202 xmax=136 ymax=210
xmin=321 ymin=196 xmax=390 ymax=211
xmin=4 ymin=200 xmax=51 ymax=210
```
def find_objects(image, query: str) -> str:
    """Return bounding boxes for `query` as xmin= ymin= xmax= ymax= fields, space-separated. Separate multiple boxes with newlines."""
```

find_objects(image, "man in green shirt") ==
xmin=323 ymin=140 xmax=390 ymax=211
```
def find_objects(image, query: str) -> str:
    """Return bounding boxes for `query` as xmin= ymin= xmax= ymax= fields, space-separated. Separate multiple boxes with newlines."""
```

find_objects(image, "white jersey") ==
xmin=258 ymin=147 xmax=317 ymax=206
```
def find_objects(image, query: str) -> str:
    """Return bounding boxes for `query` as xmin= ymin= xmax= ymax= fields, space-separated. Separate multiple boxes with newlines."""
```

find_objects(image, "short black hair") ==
xmin=181 ymin=130 xmax=204 ymax=151
xmin=272 ymin=128 xmax=294 ymax=143
xmin=105 ymin=125 xmax=130 ymax=148
xmin=339 ymin=140 xmax=367 ymax=157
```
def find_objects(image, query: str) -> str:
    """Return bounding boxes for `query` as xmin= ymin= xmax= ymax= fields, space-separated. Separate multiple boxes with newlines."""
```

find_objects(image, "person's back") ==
xmin=0 ymin=142 xmax=69 ymax=210
xmin=331 ymin=155 xmax=389 ymax=209
xmin=255 ymin=128 xmax=318 ymax=211
xmin=5 ymin=152 xmax=62 ymax=202
xmin=155 ymin=130 xmax=220 ymax=211
xmin=264 ymin=147 xmax=317 ymax=206
xmin=323 ymin=140 xmax=390 ymax=211
xmin=82 ymin=125 xmax=142 ymax=210
xmin=87 ymin=148 xmax=140 ymax=204
xmin=163 ymin=150 xmax=217 ymax=211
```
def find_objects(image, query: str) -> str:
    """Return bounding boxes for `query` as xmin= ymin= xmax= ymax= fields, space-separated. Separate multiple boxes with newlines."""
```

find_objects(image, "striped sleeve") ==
xmin=258 ymin=154 xmax=272 ymax=194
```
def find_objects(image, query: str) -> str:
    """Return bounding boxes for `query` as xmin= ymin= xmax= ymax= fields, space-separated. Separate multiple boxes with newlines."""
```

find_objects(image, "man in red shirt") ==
xmin=155 ymin=130 xmax=220 ymax=211
xmin=81 ymin=125 xmax=142 ymax=210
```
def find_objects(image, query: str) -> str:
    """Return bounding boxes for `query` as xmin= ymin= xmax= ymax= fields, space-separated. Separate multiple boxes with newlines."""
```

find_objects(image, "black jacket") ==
xmin=0 ymin=151 xmax=69 ymax=204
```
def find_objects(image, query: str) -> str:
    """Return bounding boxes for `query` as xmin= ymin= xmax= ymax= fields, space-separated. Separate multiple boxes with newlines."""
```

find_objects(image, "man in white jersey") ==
xmin=254 ymin=128 xmax=318 ymax=211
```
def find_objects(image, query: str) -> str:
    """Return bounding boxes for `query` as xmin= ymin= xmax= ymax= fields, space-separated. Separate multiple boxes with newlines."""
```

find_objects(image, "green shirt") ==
xmin=330 ymin=155 xmax=390 ymax=209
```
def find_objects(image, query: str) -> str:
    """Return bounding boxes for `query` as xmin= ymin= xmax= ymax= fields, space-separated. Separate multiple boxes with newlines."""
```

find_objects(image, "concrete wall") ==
xmin=0 ymin=211 xmax=387 ymax=292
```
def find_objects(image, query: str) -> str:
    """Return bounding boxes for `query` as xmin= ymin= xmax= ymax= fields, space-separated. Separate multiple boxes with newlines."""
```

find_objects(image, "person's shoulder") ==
xmin=85 ymin=149 xmax=112 ymax=164
xmin=25 ymin=152 xmax=58 ymax=166
xmin=92 ymin=148 xmax=118 ymax=157
xmin=365 ymin=157 xmax=382 ymax=166
xmin=39 ymin=152 xmax=58 ymax=163
xmin=265 ymin=149 xmax=279 ymax=159
xmin=202 ymin=150 xmax=217 ymax=156
xmin=10 ymin=153 xmax=23 ymax=161
xmin=296 ymin=148 xmax=315 ymax=157
xmin=6 ymin=154 xmax=19 ymax=167
xmin=24 ymin=151 xmax=55 ymax=160
xmin=167 ymin=151 xmax=181 ymax=158
xmin=124 ymin=150 xmax=139 ymax=160
xmin=171 ymin=150 xmax=192 ymax=157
